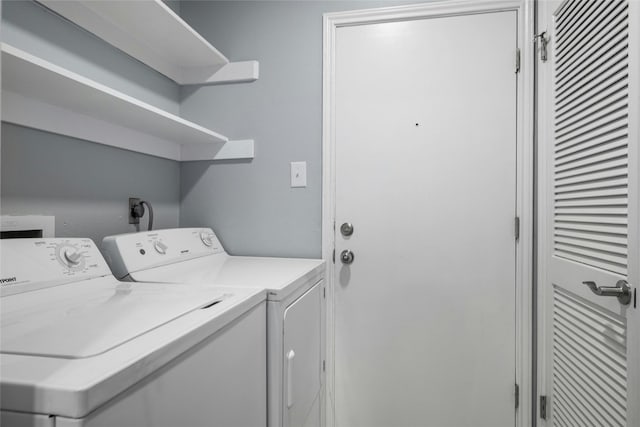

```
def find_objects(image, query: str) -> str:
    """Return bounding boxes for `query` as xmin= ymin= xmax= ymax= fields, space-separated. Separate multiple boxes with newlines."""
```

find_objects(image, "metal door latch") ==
xmin=534 ymin=32 xmax=549 ymax=62
xmin=540 ymin=396 xmax=547 ymax=420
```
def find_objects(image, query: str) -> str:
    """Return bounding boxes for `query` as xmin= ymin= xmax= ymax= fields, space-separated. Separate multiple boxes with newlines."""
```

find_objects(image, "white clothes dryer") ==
xmin=103 ymin=228 xmax=325 ymax=427
xmin=0 ymin=238 xmax=267 ymax=427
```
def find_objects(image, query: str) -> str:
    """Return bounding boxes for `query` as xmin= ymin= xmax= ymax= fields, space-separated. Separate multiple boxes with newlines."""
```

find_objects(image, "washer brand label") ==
xmin=0 ymin=276 xmax=17 ymax=286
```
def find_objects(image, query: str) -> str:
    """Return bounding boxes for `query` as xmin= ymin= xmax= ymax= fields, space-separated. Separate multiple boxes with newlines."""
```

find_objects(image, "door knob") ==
xmin=582 ymin=279 xmax=632 ymax=305
xmin=340 ymin=222 xmax=354 ymax=237
xmin=340 ymin=249 xmax=355 ymax=265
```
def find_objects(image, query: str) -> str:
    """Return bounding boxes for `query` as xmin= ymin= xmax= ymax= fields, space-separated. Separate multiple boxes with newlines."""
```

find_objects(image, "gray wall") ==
xmin=1 ymin=0 xmax=429 ymax=256
xmin=1 ymin=124 xmax=180 ymax=244
xmin=1 ymin=0 xmax=181 ymax=245
xmin=179 ymin=1 xmax=425 ymax=258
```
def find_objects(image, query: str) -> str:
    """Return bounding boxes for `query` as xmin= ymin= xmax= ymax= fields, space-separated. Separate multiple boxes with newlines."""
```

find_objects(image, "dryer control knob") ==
xmin=153 ymin=240 xmax=168 ymax=255
xmin=200 ymin=232 xmax=214 ymax=247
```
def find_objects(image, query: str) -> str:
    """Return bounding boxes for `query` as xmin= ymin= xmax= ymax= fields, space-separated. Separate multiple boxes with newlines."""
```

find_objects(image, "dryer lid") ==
xmin=129 ymin=254 xmax=325 ymax=301
xmin=0 ymin=277 xmax=229 ymax=358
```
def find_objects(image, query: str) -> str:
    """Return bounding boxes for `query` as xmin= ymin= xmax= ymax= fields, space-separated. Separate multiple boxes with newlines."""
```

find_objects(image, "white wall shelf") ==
xmin=36 ymin=0 xmax=259 ymax=85
xmin=1 ymin=43 xmax=254 ymax=162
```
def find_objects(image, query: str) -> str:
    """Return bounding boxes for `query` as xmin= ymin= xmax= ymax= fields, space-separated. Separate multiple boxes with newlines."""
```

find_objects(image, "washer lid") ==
xmin=0 ymin=277 xmax=229 ymax=359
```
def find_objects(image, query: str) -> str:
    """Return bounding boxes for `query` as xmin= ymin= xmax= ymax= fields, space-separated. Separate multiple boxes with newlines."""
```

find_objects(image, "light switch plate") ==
xmin=290 ymin=161 xmax=307 ymax=188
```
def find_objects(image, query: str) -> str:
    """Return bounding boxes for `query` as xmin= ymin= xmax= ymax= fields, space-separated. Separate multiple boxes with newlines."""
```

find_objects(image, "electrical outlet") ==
xmin=129 ymin=198 xmax=141 ymax=224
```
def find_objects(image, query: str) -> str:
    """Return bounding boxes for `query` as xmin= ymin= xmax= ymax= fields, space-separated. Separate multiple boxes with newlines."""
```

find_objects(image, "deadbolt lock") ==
xmin=340 ymin=222 xmax=354 ymax=237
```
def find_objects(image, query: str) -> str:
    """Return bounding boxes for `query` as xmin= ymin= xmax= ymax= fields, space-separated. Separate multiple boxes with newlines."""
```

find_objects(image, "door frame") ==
xmin=322 ymin=1 xmax=535 ymax=426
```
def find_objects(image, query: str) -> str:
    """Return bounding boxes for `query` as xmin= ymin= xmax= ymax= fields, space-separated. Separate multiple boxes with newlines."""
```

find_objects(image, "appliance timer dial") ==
xmin=55 ymin=244 xmax=86 ymax=270
xmin=200 ymin=232 xmax=214 ymax=247
xmin=153 ymin=240 xmax=168 ymax=255
xmin=63 ymin=248 xmax=82 ymax=265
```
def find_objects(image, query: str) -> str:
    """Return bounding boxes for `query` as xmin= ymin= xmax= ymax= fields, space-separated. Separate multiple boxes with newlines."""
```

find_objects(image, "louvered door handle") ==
xmin=582 ymin=280 xmax=632 ymax=305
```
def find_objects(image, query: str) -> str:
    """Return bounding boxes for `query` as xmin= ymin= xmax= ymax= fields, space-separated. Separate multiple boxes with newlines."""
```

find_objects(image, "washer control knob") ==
xmin=200 ymin=232 xmax=214 ymax=247
xmin=153 ymin=240 xmax=168 ymax=255
xmin=63 ymin=248 xmax=83 ymax=266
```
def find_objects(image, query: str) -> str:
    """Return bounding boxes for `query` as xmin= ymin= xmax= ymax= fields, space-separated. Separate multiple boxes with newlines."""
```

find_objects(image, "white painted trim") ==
xmin=324 ymin=0 xmax=523 ymax=24
xmin=535 ymin=3 xmax=552 ymax=426
xmin=1 ymin=215 xmax=55 ymax=238
xmin=515 ymin=3 xmax=536 ymax=427
xmin=322 ymin=2 xmax=535 ymax=426
xmin=1 ymin=44 xmax=253 ymax=162
xmin=321 ymin=11 xmax=337 ymax=427
xmin=626 ymin=2 xmax=640 ymax=425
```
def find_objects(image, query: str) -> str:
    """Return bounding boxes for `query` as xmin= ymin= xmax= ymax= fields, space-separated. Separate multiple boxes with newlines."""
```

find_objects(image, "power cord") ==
xmin=140 ymin=200 xmax=153 ymax=231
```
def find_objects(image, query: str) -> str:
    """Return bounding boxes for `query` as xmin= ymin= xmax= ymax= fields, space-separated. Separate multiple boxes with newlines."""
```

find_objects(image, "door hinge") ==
xmin=515 ymin=48 xmax=521 ymax=73
xmin=515 ymin=383 xmax=520 ymax=409
xmin=534 ymin=32 xmax=549 ymax=62
xmin=332 ymin=249 xmax=335 ymax=264
xmin=323 ymin=360 xmax=326 ymax=372
xmin=323 ymin=287 xmax=326 ymax=299
xmin=515 ymin=216 xmax=520 ymax=241
xmin=540 ymin=395 xmax=548 ymax=420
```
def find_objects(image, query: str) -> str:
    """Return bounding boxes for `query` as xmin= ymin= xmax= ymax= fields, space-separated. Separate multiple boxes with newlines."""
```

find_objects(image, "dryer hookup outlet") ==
xmin=129 ymin=198 xmax=154 ymax=231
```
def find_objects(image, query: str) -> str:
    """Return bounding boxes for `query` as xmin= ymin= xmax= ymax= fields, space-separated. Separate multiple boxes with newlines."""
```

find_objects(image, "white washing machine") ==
xmin=102 ymin=228 xmax=325 ymax=427
xmin=0 ymin=238 xmax=267 ymax=427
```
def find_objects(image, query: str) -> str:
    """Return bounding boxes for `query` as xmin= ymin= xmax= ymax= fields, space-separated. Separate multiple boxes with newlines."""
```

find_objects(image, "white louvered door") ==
xmin=539 ymin=0 xmax=639 ymax=426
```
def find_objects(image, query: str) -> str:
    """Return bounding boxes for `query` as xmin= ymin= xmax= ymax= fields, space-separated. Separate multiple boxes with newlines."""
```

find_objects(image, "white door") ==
xmin=333 ymin=11 xmax=519 ymax=427
xmin=538 ymin=0 xmax=639 ymax=426
xmin=283 ymin=282 xmax=322 ymax=427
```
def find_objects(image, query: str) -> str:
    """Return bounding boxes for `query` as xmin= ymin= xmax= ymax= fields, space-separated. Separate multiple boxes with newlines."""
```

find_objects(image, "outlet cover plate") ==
xmin=129 ymin=198 xmax=141 ymax=224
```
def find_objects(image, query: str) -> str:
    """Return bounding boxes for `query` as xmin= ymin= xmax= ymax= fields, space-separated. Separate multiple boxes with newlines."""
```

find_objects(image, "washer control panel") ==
xmin=0 ymin=238 xmax=112 ymax=296
xmin=102 ymin=228 xmax=225 ymax=279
